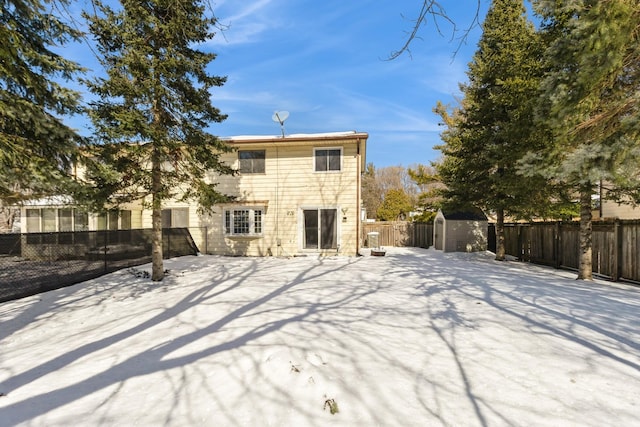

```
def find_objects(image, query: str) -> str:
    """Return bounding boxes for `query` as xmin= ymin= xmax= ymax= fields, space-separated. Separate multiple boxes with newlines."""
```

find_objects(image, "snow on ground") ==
xmin=0 ymin=248 xmax=639 ymax=427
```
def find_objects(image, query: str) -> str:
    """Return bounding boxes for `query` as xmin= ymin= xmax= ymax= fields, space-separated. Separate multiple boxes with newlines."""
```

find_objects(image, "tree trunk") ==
xmin=151 ymin=147 xmax=164 ymax=282
xmin=577 ymin=189 xmax=593 ymax=280
xmin=495 ymin=207 xmax=506 ymax=261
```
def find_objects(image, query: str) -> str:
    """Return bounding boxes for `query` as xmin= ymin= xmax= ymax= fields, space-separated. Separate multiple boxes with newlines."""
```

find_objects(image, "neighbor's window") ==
xmin=162 ymin=208 xmax=189 ymax=228
xmin=42 ymin=208 xmax=57 ymax=232
xmin=314 ymin=148 xmax=341 ymax=172
xmin=96 ymin=209 xmax=133 ymax=230
xmin=58 ymin=208 xmax=73 ymax=232
xmin=23 ymin=208 xmax=91 ymax=234
xmin=224 ymin=208 xmax=264 ymax=236
xmin=239 ymin=150 xmax=266 ymax=174
xmin=26 ymin=209 xmax=41 ymax=232
xmin=74 ymin=211 xmax=89 ymax=231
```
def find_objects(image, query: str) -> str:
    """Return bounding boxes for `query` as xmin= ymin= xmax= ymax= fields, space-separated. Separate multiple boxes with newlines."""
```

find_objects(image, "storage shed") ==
xmin=434 ymin=209 xmax=488 ymax=253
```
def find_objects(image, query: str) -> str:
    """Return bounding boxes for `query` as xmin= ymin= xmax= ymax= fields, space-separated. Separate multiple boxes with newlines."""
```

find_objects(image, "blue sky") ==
xmin=64 ymin=1 xmax=489 ymax=168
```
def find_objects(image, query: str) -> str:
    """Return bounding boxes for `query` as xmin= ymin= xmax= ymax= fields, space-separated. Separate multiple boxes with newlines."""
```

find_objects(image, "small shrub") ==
xmin=323 ymin=397 xmax=339 ymax=415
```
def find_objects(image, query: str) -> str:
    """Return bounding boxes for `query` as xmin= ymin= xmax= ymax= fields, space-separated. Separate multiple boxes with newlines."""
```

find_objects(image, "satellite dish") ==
xmin=272 ymin=111 xmax=289 ymax=125
xmin=272 ymin=111 xmax=289 ymax=137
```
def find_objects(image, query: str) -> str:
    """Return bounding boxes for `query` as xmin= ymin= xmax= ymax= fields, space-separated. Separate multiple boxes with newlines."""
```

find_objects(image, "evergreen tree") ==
xmin=84 ymin=0 xmax=235 ymax=281
xmin=435 ymin=0 xmax=561 ymax=260
xmin=407 ymin=163 xmax=444 ymax=217
xmin=0 ymin=0 xmax=83 ymax=204
xmin=361 ymin=163 xmax=382 ymax=220
xmin=377 ymin=188 xmax=413 ymax=221
xmin=521 ymin=0 xmax=640 ymax=280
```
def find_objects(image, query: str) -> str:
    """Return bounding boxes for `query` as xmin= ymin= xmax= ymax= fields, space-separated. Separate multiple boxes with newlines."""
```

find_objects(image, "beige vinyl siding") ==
xmin=200 ymin=140 xmax=361 ymax=256
xmin=602 ymin=200 xmax=640 ymax=219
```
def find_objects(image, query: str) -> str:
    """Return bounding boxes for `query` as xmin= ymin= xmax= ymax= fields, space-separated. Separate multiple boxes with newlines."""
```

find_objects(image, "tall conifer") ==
xmin=522 ymin=0 xmax=640 ymax=279
xmin=0 ymin=0 xmax=83 ymax=204
xmin=435 ymin=0 xmax=559 ymax=260
xmin=84 ymin=0 xmax=234 ymax=281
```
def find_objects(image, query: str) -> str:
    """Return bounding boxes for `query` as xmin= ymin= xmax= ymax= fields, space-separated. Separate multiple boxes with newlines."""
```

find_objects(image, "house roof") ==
xmin=223 ymin=131 xmax=368 ymax=143
xmin=440 ymin=209 xmax=488 ymax=221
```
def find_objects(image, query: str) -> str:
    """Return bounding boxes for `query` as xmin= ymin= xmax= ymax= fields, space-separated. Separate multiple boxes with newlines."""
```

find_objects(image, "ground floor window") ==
xmin=26 ymin=208 xmax=90 ymax=232
xmin=224 ymin=208 xmax=264 ymax=236
xmin=162 ymin=208 xmax=189 ymax=228
xmin=96 ymin=210 xmax=133 ymax=230
xmin=303 ymin=208 xmax=337 ymax=249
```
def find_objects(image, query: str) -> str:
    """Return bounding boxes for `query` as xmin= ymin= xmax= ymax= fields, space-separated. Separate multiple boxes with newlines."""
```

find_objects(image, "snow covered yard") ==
xmin=0 ymin=247 xmax=639 ymax=427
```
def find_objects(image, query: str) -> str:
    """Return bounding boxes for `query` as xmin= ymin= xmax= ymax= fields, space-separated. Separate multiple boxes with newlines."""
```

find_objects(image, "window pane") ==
xmin=120 ymin=210 xmax=132 ymax=229
xmin=58 ymin=208 xmax=73 ymax=232
xmin=42 ymin=208 xmax=56 ymax=232
xmin=26 ymin=209 xmax=41 ymax=232
xmin=321 ymin=209 xmax=337 ymax=249
xmin=74 ymin=210 xmax=89 ymax=231
xmin=97 ymin=213 xmax=107 ymax=230
xmin=233 ymin=209 xmax=250 ymax=234
xmin=304 ymin=210 xmax=318 ymax=249
xmin=225 ymin=210 xmax=230 ymax=234
xmin=328 ymin=149 xmax=341 ymax=171
xmin=315 ymin=150 xmax=327 ymax=171
xmin=172 ymin=208 xmax=189 ymax=227
xmin=161 ymin=209 xmax=172 ymax=228
xmin=108 ymin=211 xmax=119 ymax=230
xmin=254 ymin=210 xmax=262 ymax=234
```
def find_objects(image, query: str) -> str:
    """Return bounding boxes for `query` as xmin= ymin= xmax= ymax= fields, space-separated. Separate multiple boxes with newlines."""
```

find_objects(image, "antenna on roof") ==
xmin=272 ymin=111 xmax=289 ymax=138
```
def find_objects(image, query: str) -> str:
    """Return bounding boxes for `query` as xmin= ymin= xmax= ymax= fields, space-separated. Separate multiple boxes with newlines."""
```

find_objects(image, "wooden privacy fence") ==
xmin=362 ymin=221 xmax=433 ymax=248
xmin=490 ymin=220 xmax=640 ymax=283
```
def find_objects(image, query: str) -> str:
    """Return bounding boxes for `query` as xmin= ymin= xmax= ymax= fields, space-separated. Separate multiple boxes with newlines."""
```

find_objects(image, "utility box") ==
xmin=367 ymin=231 xmax=380 ymax=248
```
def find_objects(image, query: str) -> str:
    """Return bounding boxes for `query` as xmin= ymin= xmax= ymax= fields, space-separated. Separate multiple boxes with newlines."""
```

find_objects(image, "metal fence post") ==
xmin=103 ymin=232 xmax=108 ymax=273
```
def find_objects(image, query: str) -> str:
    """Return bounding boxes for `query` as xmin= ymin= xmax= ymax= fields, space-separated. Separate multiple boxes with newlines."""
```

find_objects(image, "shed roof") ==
xmin=440 ymin=209 xmax=487 ymax=221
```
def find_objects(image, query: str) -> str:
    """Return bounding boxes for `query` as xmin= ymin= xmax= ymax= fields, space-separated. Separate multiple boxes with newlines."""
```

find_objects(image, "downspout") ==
xmin=275 ymin=143 xmax=280 ymax=256
xmin=356 ymin=138 xmax=362 ymax=255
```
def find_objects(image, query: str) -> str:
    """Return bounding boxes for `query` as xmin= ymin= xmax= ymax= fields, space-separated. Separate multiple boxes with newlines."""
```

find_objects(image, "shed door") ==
xmin=435 ymin=219 xmax=444 ymax=250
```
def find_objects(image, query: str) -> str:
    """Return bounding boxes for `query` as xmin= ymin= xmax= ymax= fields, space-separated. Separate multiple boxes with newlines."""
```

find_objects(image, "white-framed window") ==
xmin=238 ymin=150 xmax=266 ymax=174
xmin=224 ymin=207 xmax=264 ymax=236
xmin=97 ymin=210 xmax=133 ymax=230
xmin=25 ymin=208 xmax=90 ymax=232
xmin=314 ymin=147 xmax=342 ymax=172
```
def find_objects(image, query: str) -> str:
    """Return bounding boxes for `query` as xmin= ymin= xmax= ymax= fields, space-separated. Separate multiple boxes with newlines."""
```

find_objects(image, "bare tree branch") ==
xmin=387 ymin=0 xmax=482 ymax=60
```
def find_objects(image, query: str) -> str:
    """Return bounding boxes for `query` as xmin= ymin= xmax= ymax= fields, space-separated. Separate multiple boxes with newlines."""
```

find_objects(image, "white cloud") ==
xmin=209 ymin=0 xmax=282 ymax=46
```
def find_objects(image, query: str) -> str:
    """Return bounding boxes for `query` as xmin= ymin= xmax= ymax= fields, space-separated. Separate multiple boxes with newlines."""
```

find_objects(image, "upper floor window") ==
xmin=224 ymin=207 xmax=264 ymax=236
xmin=314 ymin=148 xmax=341 ymax=172
xmin=239 ymin=150 xmax=266 ymax=174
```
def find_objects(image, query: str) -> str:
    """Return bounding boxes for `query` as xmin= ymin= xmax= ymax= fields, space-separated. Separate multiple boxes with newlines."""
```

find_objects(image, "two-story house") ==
xmin=19 ymin=131 xmax=368 ymax=257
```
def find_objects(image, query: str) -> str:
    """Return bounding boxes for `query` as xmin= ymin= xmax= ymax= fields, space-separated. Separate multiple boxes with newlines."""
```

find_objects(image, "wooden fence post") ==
xmin=517 ymin=224 xmax=523 ymax=261
xmin=554 ymin=221 xmax=561 ymax=269
xmin=613 ymin=220 xmax=622 ymax=282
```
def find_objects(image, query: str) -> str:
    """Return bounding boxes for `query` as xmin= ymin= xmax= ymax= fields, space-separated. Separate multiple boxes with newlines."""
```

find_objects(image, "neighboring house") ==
xmin=433 ymin=209 xmax=488 ymax=253
xmin=599 ymin=199 xmax=640 ymax=220
xmin=19 ymin=131 xmax=368 ymax=257
xmin=592 ymin=182 xmax=639 ymax=220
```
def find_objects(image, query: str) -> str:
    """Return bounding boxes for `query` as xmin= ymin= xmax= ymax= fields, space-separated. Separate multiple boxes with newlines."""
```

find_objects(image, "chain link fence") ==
xmin=0 ymin=228 xmax=199 ymax=303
